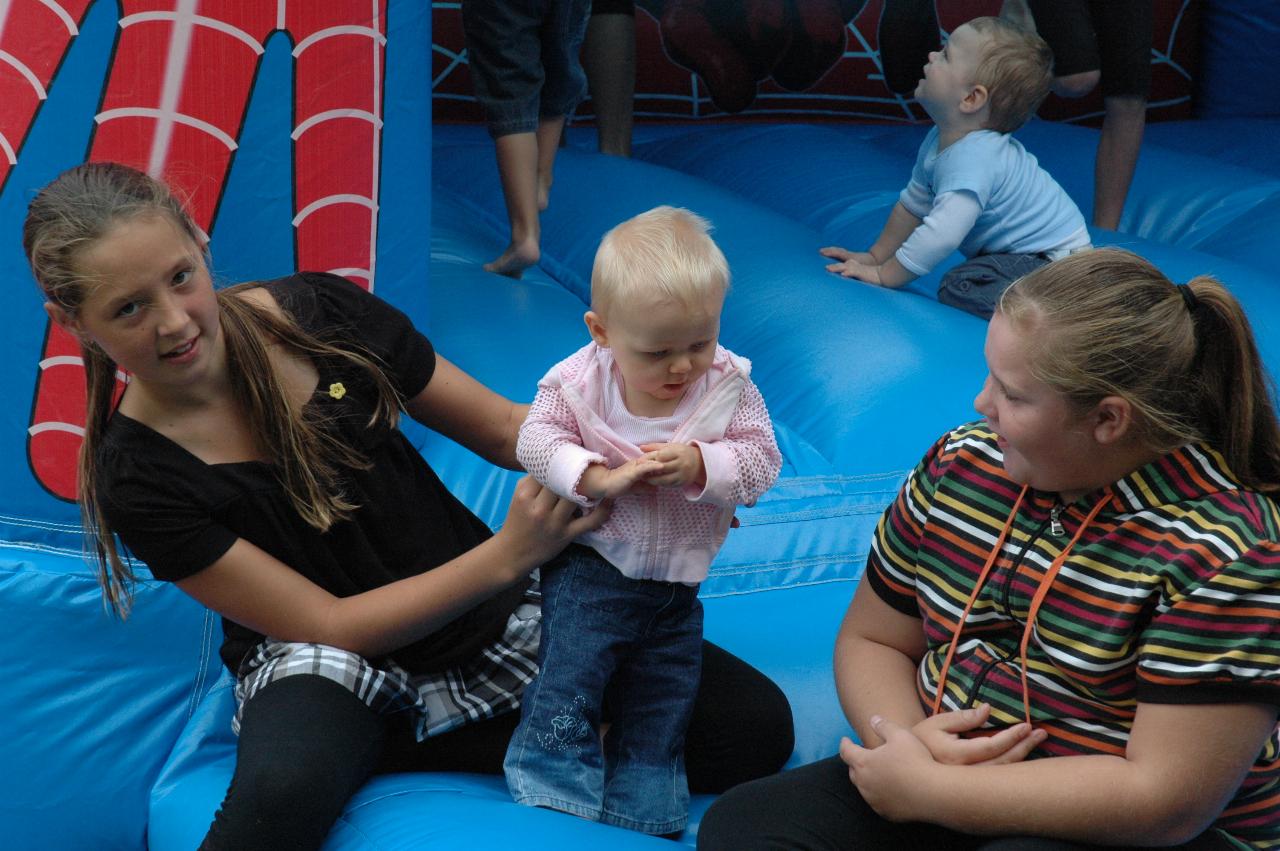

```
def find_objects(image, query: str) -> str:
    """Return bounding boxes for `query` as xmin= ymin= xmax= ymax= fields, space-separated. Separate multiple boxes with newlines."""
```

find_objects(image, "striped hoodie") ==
xmin=868 ymin=422 xmax=1280 ymax=848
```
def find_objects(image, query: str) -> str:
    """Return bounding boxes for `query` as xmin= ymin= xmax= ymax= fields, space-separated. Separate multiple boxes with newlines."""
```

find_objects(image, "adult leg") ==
xmin=877 ymin=0 xmax=940 ymax=96
xmin=686 ymin=640 xmax=794 ymax=793
xmin=377 ymin=710 xmax=519 ymax=775
xmin=1089 ymin=0 xmax=1152 ymax=231
xmin=462 ymin=0 xmax=545 ymax=277
xmin=697 ymin=755 xmax=978 ymax=851
xmin=535 ymin=117 xmax=566 ymax=211
xmin=1024 ymin=0 xmax=1100 ymax=95
xmin=977 ymin=831 xmax=1237 ymax=851
xmin=201 ymin=675 xmax=386 ymax=851
xmin=1093 ymin=95 xmax=1145 ymax=230
xmin=582 ymin=1 xmax=636 ymax=157
xmin=535 ymin=0 xmax=592 ymax=209
xmin=487 ymin=131 xmax=543 ymax=277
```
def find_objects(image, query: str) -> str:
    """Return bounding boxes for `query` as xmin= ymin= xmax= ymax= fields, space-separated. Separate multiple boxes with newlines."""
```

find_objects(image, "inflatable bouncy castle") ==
xmin=1 ymin=1 xmax=1278 ymax=847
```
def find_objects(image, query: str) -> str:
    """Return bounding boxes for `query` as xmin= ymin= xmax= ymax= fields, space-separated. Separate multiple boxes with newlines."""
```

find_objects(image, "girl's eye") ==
xmin=648 ymin=350 xmax=669 ymax=359
xmin=173 ymin=269 xmax=192 ymax=286
xmin=690 ymin=342 xmax=708 ymax=352
xmin=116 ymin=302 xmax=140 ymax=318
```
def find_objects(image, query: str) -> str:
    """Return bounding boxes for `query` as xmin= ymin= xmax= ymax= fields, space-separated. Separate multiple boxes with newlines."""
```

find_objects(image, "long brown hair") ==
xmin=999 ymin=248 xmax=1280 ymax=491
xmin=24 ymin=162 xmax=401 ymax=616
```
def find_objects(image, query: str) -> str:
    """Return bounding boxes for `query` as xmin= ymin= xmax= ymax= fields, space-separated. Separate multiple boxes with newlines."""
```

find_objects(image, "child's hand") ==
xmin=819 ymin=246 xmax=885 ymax=284
xmin=578 ymin=458 xmax=663 ymax=500
xmin=638 ymin=442 xmax=706 ymax=489
xmin=819 ymin=245 xmax=879 ymax=268
xmin=838 ymin=719 xmax=938 ymax=822
xmin=910 ymin=704 xmax=1046 ymax=766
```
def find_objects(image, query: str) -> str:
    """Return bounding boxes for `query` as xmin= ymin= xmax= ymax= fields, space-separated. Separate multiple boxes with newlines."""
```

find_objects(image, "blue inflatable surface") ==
xmin=144 ymin=118 xmax=1280 ymax=849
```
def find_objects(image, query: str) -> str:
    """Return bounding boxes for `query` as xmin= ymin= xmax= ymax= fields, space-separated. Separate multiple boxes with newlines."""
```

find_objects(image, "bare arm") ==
xmin=867 ymin=201 xmax=925 ymax=264
xmin=820 ymin=202 xmax=922 ymax=288
xmin=404 ymin=355 xmax=528 ymax=470
xmin=843 ymin=700 xmax=1277 ymax=845
xmin=176 ymin=476 xmax=606 ymax=658
xmin=1093 ymin=94 xmax=1146 ymax=230
xmin=835 ymin=578 xmax=931 ymax=743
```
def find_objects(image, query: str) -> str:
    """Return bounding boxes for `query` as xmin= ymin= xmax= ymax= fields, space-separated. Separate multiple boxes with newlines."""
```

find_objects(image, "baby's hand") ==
xmin=825 ymin=257 xmax=884 ymax=286
xmin=638 ymin=442 xmax=705 ymax=489
xmin=819 ymin=245 xmax=878 ymax=268
xmin=578 ymin=457 xmax=663 ymax=500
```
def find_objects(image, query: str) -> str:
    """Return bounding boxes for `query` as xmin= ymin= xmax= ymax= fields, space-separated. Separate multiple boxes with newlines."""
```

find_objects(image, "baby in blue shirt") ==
xmin=821 ymin=16 xmax=1090 ymax=318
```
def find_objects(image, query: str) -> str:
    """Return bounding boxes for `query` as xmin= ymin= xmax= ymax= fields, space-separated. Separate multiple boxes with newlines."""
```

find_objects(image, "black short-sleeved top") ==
xmin=98 ymin=272 xmax=527 ymax=673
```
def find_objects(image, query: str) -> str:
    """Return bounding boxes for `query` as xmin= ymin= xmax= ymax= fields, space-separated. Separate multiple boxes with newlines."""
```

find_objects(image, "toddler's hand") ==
xmin=910 ymin=704 xmax=1046 ymax=766
xmin=819 ymin=245 xmax=878 ymax=267
xmin=638 ymin=442 xmax=706 ymax=489
xmin=579 ymin=457 xmax=663 ymax=500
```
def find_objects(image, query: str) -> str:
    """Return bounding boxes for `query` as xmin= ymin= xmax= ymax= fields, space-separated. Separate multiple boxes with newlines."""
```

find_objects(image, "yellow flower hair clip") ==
xmin=328 ymin=382 xmax=346 ymax=400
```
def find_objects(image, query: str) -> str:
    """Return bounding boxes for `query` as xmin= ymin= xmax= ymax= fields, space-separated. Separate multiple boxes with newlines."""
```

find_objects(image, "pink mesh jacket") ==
xmin=517 ymin=342 xmax=782 ymax=584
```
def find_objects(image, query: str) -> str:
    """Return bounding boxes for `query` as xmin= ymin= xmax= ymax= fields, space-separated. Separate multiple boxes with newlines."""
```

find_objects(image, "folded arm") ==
xmin=843 ymin=699 xmax=1276 ymax=845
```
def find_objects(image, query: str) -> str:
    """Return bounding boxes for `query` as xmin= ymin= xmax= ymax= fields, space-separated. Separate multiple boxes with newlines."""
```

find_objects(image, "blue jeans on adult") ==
xmin=504 ymin=544 xmax=703 ymax=835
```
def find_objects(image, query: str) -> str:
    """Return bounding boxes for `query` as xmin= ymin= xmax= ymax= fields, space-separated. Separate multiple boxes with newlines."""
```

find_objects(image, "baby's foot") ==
xmin=483 ymin=238 xmax=540 ymax=278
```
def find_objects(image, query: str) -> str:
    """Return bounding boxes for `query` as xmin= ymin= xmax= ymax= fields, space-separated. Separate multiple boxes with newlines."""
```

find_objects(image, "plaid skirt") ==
xmin=233 ymin=577 xmax=541 ymax=741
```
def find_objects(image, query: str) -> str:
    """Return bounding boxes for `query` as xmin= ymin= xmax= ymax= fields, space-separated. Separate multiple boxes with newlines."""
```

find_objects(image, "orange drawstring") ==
xmin=931 ymin=487 xmax=1109 ymax=726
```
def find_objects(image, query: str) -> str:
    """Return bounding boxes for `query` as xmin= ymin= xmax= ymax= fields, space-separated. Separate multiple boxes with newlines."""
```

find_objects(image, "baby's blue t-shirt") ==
xmin=898 ymin=126 xmax=1088 ymax=273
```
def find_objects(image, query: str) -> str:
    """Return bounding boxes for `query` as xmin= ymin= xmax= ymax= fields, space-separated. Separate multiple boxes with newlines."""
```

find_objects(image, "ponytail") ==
xmin=1185 ymin=277 xmax=1280 ymax=490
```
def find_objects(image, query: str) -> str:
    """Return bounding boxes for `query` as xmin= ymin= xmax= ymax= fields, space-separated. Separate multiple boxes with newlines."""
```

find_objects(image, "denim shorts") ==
xmin=937 ymin=252 xmax=1053 ymax=319
xmin=504 ymin=545 xmax=703 ymax=835
xmin=462 ymin=0 xmax=592 ymax=138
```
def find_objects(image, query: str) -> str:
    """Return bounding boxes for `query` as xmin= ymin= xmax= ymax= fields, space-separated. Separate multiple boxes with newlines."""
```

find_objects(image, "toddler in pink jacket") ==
xmin=503 ymin=206 xmax=782 ymax=834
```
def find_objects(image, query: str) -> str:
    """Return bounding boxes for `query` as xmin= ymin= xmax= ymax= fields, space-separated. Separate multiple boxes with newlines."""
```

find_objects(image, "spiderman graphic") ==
xmin=1 ymin=0 xmax=389 ymax=501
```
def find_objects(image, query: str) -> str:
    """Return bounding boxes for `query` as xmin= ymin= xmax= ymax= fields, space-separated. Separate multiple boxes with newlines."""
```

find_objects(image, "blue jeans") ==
xmin=937 ymin=252 xmax=1052 ymax=319
xmin=504 ymin=545 xmax=703 ymax=834
xmin=462 ymin=0 xmax=592 ymax=138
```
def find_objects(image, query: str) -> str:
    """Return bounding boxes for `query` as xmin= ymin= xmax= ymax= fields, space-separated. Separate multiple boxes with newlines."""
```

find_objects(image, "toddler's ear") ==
xmin=960 ymin=83 xmax=990 ymax=115
xmin=584 ymin=310 xmax=610 ymax=347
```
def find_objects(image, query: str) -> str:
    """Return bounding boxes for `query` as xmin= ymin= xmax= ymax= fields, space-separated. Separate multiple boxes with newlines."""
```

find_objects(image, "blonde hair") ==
xmin=999 ymin=248 xmax=1280 ymax=491
xmin=966 ymin=16 xmax=1053 ymax=133
xmin=591 ymin=206 xmax=729 ymax=316
xmin=23 ymin=162 xmax=401 ymax=616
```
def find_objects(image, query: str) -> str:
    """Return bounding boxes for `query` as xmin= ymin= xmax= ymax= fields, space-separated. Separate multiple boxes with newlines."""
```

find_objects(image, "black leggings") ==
xmin=697 ymin=756 xmax=1236 ymax=851
xmin=201 ymin=640 xmax=793 ymax=850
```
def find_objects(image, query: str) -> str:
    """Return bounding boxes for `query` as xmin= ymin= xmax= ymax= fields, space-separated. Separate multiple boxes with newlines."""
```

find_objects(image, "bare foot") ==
xmin=483 ymin=238 xmax=540 ymax=278
xmin=537 ymin=176 xmax=553 ymax=211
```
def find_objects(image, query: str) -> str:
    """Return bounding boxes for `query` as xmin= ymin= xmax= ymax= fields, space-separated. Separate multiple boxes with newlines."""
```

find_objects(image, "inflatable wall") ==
xmin=0 ymin=2 xmax=428 ymax=847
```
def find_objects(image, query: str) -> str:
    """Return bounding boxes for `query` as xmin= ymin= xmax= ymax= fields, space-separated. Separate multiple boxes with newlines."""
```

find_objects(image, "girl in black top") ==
xmin=24 ymin=162 xmax=793 ymax=849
